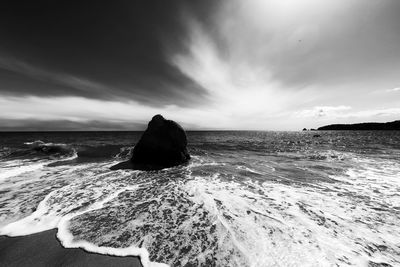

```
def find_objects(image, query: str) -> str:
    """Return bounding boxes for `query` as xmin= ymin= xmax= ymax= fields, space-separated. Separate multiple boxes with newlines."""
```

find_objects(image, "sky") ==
xmin=0 ymin=0 xmax=399 ymax=131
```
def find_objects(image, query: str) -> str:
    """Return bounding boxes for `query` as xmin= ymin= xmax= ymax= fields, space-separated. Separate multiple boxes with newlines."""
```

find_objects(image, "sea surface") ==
xmin=0 ymin=131 xmax=399 ymax=267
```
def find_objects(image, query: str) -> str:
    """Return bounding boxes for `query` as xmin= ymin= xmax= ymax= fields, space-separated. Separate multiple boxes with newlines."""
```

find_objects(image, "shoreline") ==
xmin=0 ymin=229 xmax=142 ymax=267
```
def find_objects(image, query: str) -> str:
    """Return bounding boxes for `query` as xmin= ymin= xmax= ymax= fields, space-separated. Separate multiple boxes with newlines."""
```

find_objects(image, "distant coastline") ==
xmin=318 ymin=120 xmax=400 ymax=130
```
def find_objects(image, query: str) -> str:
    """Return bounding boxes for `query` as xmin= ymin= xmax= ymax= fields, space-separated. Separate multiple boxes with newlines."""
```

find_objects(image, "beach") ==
xmin=0 ymin=229 xmax=142 ymax=267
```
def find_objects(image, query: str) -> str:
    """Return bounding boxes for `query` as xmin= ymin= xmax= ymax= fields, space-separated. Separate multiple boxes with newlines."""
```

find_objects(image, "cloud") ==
xmin=295 ymin=106 xmax=352 ymax=118
xmin=171 ymin=16 xmax=326 ymax=126
xmin=0 ymin=56 xmax=114 ymax=95
xmin=181 ymin=0 xmax=400 ymax=89
xmin=386 ymin=87 xmax=400 ymax=92
xmin=0 ymin=54 xmax=209 ymax=107
xmin=295 ymin=105 xmax=400 ymax=119
xmin=0 ymin=95 xmax=237 ymax=130
xmin=168 ymin=0 xmax=400 ymax=128
xmin=350 ymin=108 xmax=400 ymax=118
xmin=0 ymin=1 xmax=212 ymax=107
xmin=0 ymin=1 xmax=399 ymax=130
xmin=0 ymin=119 xmax=147 ymax=131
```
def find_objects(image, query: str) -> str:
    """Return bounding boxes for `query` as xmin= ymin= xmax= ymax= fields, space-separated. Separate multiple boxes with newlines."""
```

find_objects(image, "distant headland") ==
xmin=317 ymin=120 xmax=400 ymax=130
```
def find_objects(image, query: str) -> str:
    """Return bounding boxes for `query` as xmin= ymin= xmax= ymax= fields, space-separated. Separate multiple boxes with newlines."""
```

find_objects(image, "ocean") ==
xmin=0 ymin=131 xmax=399 ymax=267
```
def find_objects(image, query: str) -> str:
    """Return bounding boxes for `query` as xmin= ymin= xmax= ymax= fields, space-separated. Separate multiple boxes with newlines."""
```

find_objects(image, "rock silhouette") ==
xmin=110 ymin=115 xmax=190 ymax=170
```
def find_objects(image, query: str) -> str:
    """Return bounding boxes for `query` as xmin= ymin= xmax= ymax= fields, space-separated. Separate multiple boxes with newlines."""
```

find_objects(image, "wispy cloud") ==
xmin=171 ymin=16 xmax=322 ymax=128
xmin=0 ymin=118 xmax=147 ymax=131
xmin=386 ymin=87 xmax=400 ymax=92
xmin=0 ymin=56 xmax=116 ymax=96
xmin=351 ymin=108 xmax=400 ymax=118
xmin=0 ymin=55 xmax=208 ymax=107
xmin=295 ymin=106 xmax=352 ymax=118
xmin=0 ymin=95 xmax=235 ymax=130
xmin=1 ymin=0 xmax=400 ymax=130
xmin=295 ymin=105 xmax=400 ymax=119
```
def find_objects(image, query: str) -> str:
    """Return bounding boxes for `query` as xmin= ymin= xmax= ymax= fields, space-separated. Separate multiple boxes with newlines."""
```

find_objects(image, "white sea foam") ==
xmin=182 ymin=155 xmax=400 ymax=266
xmin=56 ymin=186 xmax=167 ymax=267
xmin=1 ymin=148 xmax=399 ymax=266
xmin=0 ymin=151 xmax=78 ymax=183
xmin=0 ymin=161 xmax=46 ymax=182
xmin=24 ymin=140 xmax=67 ymax=148
xmin=0 ymin=170 xmax=166 ymax=267
xmin=0 ymin=190 xmax=61 ymax=235
xmin=236 ymin=165 xmax=264 ymax=175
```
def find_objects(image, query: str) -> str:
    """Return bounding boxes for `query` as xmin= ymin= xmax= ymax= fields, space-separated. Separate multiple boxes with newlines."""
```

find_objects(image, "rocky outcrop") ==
xmin=110 ymin=115 xmax=190 ymax=170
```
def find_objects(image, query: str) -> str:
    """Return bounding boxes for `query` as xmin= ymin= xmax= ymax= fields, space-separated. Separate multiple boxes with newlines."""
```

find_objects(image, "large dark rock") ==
xmin=110 ymin=115 xmax=190 ymax=170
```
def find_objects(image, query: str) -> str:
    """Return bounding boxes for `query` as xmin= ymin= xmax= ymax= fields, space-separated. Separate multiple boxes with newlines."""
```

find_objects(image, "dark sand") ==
xmin=0 ymin=229 xmax=142 ymax=267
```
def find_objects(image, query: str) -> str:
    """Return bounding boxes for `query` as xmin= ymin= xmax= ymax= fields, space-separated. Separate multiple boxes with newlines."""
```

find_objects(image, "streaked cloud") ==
xmin=350 ymin=108 xmax=400 ymax=118
xmin=0 ymin=118 xmax=147 ymax=131
xmin=296 ymin=106 xmax=400 ymax=119
xmin=0 ymin=1 xmax=210 ymax=107
xmin=386 ymin=87 xmax=400 ymax=92
xmin=0 ymin=0 xmax=399 ymax=130
xmin=0 ymin=95 xmax=235 ymax=130
xmin=295 ymin=106 xmax=352 ymax=118
xmin=0 ymin=56 xmax=115 ymax=96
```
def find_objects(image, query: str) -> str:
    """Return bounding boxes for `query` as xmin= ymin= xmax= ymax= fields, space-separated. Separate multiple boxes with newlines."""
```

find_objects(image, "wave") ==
xmin=2 ymin=140 xmax=134 ymax=164
xmin=0 ymin=186 xmax=154 ymax=267
xmin=0 ymin=161 xmax=46 ymax=182
xmin=57 ymin=186 xmax=168 ymax=267
xmin=183 ymin=162 xmax=400 ymax=266
xmin=1 ymin=149 xmax=399 ymax=266
xmin=0 ymin=168 xmax=165 ymax=267
xmin=25 ymin=140 xmax=76 ymax=158
xmin=1 ymin=140 xmax=77 ymax=162
xmin=0 ymin=147 xmax=11 ymax=158
xmin=114 ymin=146 xmax=134 ymax=159
xmin=0 ymin=153 xmax=78 ymax=183
xmin=77 ymin=145 xmax=131 ymax=159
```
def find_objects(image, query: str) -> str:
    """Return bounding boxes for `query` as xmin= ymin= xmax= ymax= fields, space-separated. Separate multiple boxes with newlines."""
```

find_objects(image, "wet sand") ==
xmin=0 ymin=229 xmax=142 ymax=267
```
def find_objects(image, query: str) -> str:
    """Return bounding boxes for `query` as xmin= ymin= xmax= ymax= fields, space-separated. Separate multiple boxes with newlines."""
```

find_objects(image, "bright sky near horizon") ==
xmin=1 ymin=0 xmax=399 ymax=130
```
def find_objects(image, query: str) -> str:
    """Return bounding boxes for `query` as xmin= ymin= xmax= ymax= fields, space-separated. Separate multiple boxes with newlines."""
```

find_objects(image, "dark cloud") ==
xmin=0 ymin=0 xmax=216 ymax=106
